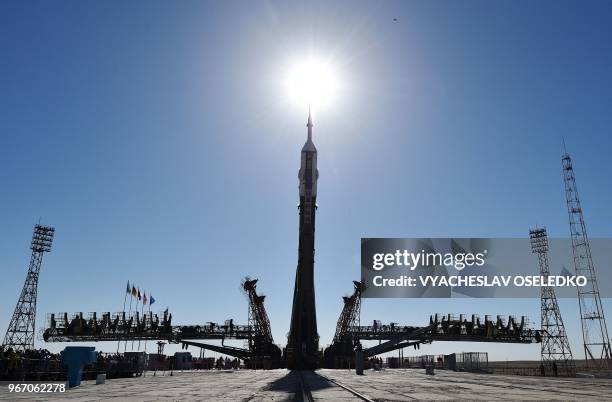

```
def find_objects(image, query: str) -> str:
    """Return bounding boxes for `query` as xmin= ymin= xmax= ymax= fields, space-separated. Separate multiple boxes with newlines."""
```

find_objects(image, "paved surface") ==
xmin=319 ymin=369 xmax=612 ymax=401
xmin=1 ymin=368 xmax=612 ymax=401
xmin=0 ymin=370 xmax=294 ymax=401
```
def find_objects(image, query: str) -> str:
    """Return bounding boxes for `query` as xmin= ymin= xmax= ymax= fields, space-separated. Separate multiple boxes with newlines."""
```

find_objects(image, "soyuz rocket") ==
xmin=286 ymin=110 xmax=320 ymax=369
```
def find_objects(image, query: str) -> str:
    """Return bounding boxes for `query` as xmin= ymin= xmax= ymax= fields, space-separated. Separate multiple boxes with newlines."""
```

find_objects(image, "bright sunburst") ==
xmin=285 ymin=59 xmax=339 ymax=109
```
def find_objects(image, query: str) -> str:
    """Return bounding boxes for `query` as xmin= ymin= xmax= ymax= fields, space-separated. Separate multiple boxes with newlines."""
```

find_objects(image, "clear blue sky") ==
xmin=1 ymin=0 xmax=611 ymax=361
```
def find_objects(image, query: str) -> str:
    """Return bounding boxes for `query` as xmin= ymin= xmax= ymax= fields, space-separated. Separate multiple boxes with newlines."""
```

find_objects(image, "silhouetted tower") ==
xmin=242 ymin=277 xmax=281 ymax=367
xmin=530 ymin=228 xmax=575 ymax=376
xmin=243 ymin=278 xmax=274 ymax=346
xmin=3 ymin=225 xmax=55 ymax=352
xmin=562 ymin=151 xmax=611 ymax=369
xmin=287 ymin=110 xmax=320 ymax=369
xmin=333 ymin=281 xmax=364 ymax=344
xmin=323 ymin=281 xmax=364 ymax=368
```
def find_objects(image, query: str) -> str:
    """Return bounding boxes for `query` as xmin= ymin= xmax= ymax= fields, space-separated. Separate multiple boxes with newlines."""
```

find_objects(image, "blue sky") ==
xmin=1 ymin=0 xmax=611 ymax=360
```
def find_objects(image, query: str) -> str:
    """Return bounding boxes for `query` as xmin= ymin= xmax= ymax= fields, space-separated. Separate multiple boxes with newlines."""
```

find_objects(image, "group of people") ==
xmin=0 ymin=346 xmax=148 ymax=381
xmin=96 ymin=352 xmax=132 ymax=363
xmin=0 ymin=346 xmax=61 ymax=380
xmin=0 ymin=345 xmax=245 ymax=381
xmin=0 ymin=346 xmax=57 ymax=360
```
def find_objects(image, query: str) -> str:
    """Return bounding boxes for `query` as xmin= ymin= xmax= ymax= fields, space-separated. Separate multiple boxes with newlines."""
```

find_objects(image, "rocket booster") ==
xmin=287 ymin=110 xmax=320 ymax=368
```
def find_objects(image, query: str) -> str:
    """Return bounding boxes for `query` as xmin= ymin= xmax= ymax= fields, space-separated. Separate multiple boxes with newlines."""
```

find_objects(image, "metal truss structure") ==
xmin=3 ymin=225 xmax=55 ymax=352
xmin=530 ymin=227 xmax=575 ymax=376
xmin=243 ymin=278 xmax=273 ymax=345
xmin=322 ymin=281 xmax=541 ymax=368
xmin=562 ymin=151 xmax=611 ymax=369
xmin=240 ymin=278 xmax=281 ymax=366
xmin=43 ymin=311 xmax=250 ymax=342
xmin=46 ymin=310 xmax=540 ymax=370
xmin=44 ymin=278 xmax=281 ymax=368
xmin=323 ymin=281 xmax=364 ymax=368
xmin=332 ymin=281 xmax=364 ymax=343
xmin=358 ymin=314 xmax=538 ymax=358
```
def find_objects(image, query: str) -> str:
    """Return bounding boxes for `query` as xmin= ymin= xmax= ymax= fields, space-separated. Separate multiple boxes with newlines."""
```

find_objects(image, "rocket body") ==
xmin=287 ymin=113 xmax=320 ymax=369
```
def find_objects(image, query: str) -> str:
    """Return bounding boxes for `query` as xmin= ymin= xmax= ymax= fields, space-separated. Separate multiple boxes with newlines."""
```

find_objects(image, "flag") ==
xmin=126 ymin=281 xmax=131 ymax=293
xmin=149 ymin=295 xmax=156 ymax=305
xmin=143 ymin=292 xmax=147 ymax=305
xmin=137 ymin=289 xmax=141 ymax=300
xmin=132 ymin=286 xmax=137 ymax=297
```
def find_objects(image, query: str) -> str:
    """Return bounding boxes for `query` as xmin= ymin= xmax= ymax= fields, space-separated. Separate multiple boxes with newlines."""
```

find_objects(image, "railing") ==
xmin=491 ymin=366 xmax=546 ymax=376
xmin=348 ymin=314 xmax=538 ymax=343
xmin=43 ymin=312 xmax=253 ymax=342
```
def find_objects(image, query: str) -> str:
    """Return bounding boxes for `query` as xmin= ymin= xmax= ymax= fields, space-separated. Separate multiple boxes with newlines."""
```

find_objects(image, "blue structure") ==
xmin=61 ymin=346 xmax=97 ymax=388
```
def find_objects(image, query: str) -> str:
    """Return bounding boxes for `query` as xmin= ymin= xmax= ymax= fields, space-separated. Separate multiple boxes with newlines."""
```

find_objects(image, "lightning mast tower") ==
xmin=3 ymin=225 xmax=55 ymax=352
xmin=530 ymin=228 xmax=575 ymax=376
xmin=562 ymin=150 xmax=611 ymax=369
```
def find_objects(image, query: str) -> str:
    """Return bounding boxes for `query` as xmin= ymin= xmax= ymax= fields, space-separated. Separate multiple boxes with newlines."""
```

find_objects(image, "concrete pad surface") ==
xmin=1 ymin=368 xmax=611 ymax=401
xmin=318 ymin=368 xmax=612 ymax=401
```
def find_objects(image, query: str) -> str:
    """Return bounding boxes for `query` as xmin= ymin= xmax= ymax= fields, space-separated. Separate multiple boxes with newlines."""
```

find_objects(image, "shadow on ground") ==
xmin=263 ymin=370 xmax=336 ymax=400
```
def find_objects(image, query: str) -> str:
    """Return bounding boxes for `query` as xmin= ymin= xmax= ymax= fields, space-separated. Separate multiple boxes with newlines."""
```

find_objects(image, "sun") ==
xmin=285 ymin=59 xmax=339 ymax=110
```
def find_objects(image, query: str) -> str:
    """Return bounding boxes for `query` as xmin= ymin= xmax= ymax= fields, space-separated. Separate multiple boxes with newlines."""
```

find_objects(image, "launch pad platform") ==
xmin=2 ymin=368 xmax=611 ymax=401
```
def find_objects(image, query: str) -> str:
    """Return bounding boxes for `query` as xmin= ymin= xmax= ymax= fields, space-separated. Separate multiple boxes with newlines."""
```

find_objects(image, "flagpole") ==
xmin=118 ymin=281 xmax=129 ymax=354
xmin=137 ymin=292 xmax=145 ymax=351
xmin=145 ymin=295 xmax=155 ymax=355
xmin=125 ymin=289 xmax=134 ymax=353
xmin=144 ymin=300 xmax=151 ymax=354
xmin=132 ymin=290 xmax=140 ymax=351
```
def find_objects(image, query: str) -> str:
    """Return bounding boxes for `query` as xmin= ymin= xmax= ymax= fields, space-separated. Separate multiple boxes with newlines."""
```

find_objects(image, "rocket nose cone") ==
xmin=302 ymin=139 xmax=317 ymax=152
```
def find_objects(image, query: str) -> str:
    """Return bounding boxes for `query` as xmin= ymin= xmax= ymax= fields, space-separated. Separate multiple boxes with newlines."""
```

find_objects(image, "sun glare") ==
xmin=285 ymin=59 xmax=339 ymax=109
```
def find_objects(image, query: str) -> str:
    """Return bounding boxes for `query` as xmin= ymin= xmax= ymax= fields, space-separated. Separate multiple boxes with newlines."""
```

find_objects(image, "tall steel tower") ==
xmin=530 ymin=228 xmax=575 ymax=376
xmin=3 ymin=225 xmax=55 ymax=352
xmin=287 ymin=110 xmax=320 ymax=369
xmin=562 ymin=151 xmax=611 ymax=369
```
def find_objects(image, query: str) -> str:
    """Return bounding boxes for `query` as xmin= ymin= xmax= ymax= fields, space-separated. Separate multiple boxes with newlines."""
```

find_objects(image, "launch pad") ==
xmin=2 ymin=369 xmax=612 ymax=401
xmin=39 ymin=112 xmax=542 ymax=371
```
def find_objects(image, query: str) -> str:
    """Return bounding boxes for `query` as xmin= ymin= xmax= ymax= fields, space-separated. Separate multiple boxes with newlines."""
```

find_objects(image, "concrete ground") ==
xmin=319 ymin=369 xmax=612 ymax=401
xmin=1 ymin=368 xmax=611 ymax=401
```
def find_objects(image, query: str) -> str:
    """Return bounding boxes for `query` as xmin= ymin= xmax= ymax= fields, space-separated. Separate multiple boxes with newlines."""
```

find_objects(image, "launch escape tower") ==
xmin=286 ymin=110 xmax=320 ymax=369
xmin=3 ymin=225 xmax=55 ymax=352
xmin=530 ymin=228 xmax=575 ymax=376
xmin=562 ymin=151 xmax=611 ymax=369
